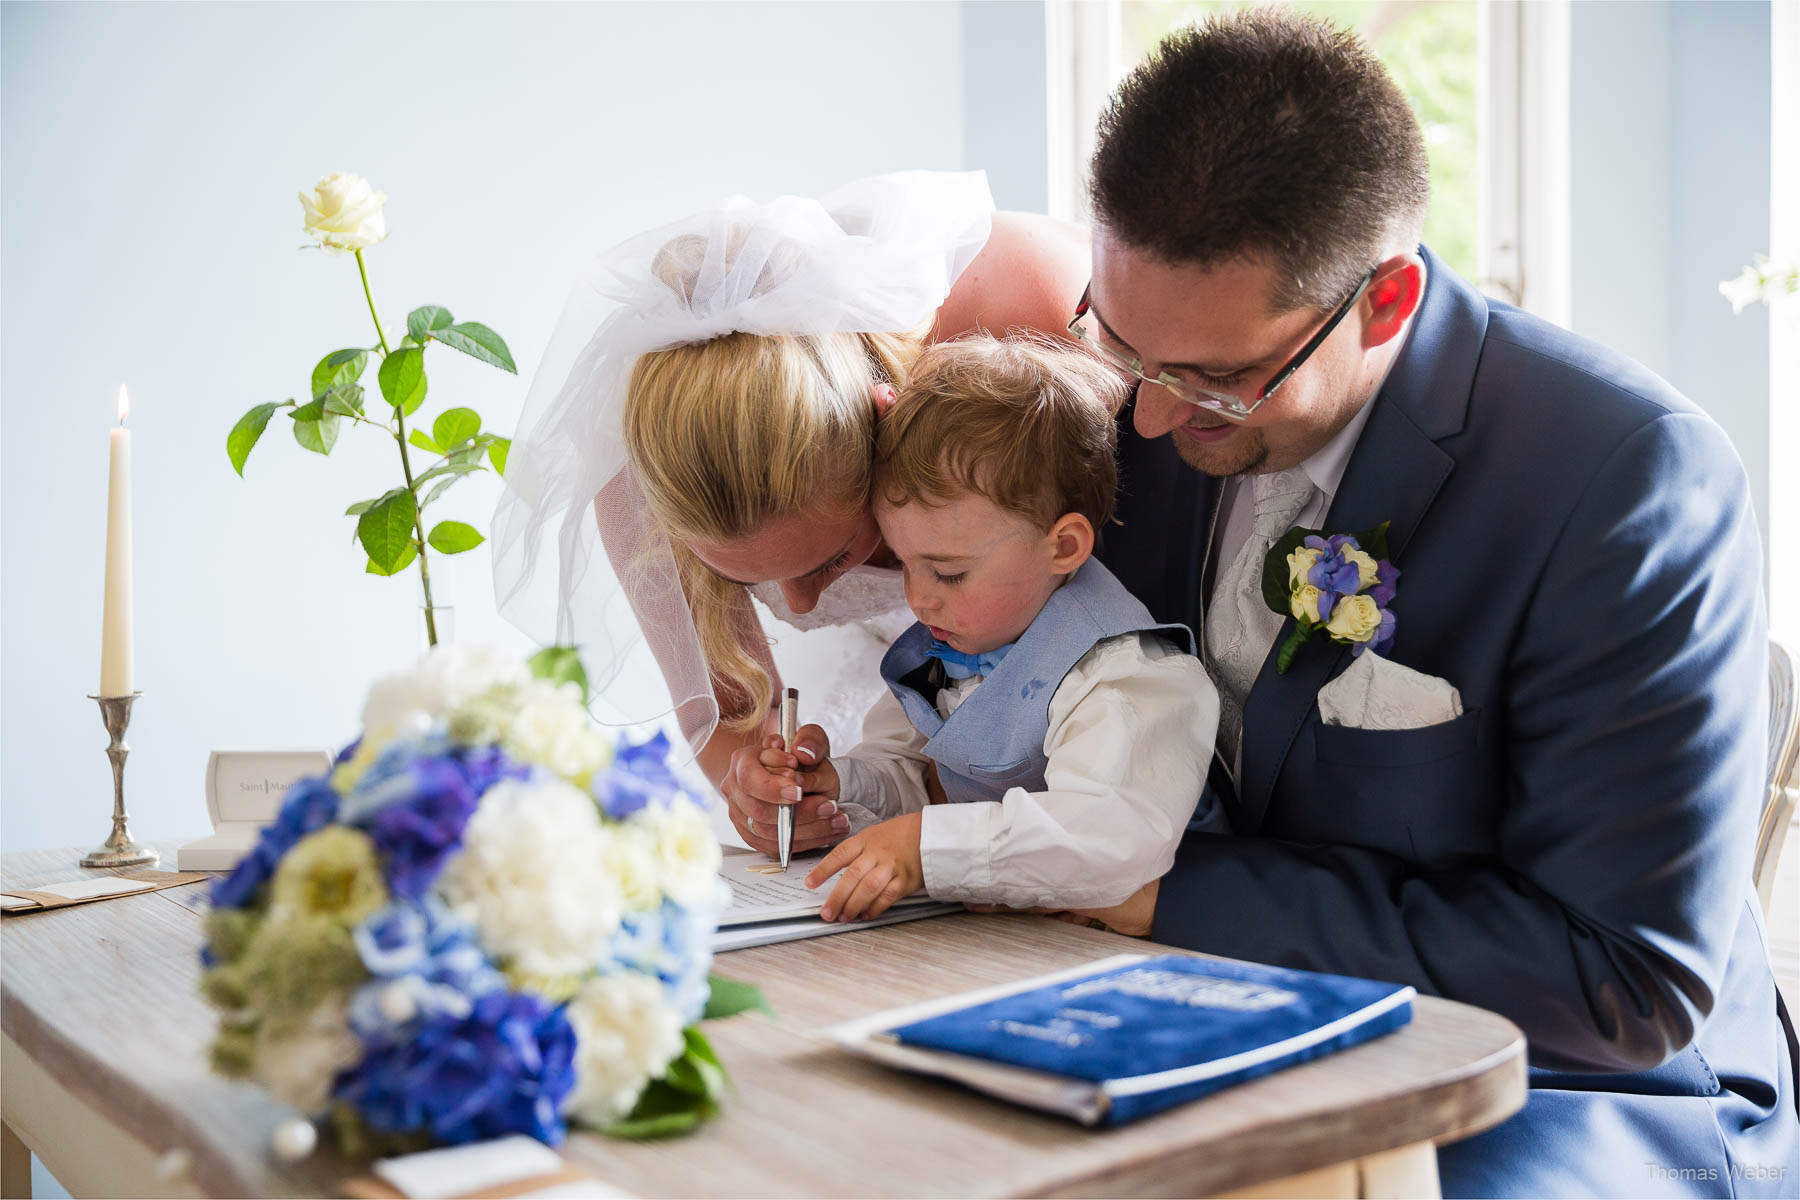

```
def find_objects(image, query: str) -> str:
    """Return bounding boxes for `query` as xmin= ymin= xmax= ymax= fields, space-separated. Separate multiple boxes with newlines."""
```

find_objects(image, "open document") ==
xmin=712 ymin=847 xmax=959 ymax=951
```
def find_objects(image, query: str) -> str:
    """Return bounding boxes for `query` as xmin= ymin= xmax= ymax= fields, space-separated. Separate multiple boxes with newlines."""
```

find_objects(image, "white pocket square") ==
xmin=1317 ymin=651 xmax=1463 ymax=730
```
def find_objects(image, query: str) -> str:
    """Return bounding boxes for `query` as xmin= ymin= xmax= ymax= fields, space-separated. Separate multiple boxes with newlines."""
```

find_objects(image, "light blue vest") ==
xmin=879 ymin=559 xmax=1195 ymax=805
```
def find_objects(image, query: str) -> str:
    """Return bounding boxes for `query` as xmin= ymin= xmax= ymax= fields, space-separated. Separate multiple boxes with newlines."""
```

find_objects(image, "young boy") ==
xmin=755 ymin=337 xmax=1225 ymax=922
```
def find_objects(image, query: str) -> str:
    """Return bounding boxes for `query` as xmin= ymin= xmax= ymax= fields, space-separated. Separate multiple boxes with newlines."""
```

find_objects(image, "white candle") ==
xmin=100 ymin=385 xmax=134 ymax=696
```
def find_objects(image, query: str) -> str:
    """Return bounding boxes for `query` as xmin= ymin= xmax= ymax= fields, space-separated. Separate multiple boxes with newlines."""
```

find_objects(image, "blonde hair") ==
xmin=625 ymin=328 xmax=920 ymax=732
xmin=876 ymin=336 xmax=1128 ymax=532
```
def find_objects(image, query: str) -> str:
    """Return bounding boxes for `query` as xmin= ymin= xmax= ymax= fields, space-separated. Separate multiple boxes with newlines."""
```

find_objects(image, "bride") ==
xmin=493 ymin=171 xmax=1088 ymax=857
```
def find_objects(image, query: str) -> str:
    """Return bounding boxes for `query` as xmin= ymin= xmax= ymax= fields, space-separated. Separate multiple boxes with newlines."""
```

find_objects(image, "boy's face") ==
xmin=876 ymin=492 xmax=1069 ymax=655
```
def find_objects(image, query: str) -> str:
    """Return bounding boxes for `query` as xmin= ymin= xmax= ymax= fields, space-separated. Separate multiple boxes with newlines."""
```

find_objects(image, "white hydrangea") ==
xmin=501 ymin=682 xmax=613 ymax=787
xmin=256 ymin=998 xmax=362 ymax=1115
xmin=362 ymin=643 xmax=531 ymax=748
xmin=435 ymin=777 xmax=623 ymax=976
xmin=600 ymin=823 xmax=665 ymax=913
xmin=632 ymin=800 xmax=723 ymax=908
xmin=563 ymin=971 xmax=686 ymax=1128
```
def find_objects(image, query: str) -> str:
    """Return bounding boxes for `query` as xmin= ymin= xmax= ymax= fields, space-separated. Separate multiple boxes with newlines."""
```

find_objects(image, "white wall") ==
xmin=1570 ymin=0 xmax=1773 ymax=574
xmin=0 ymin=0 xmax=968 ymax=854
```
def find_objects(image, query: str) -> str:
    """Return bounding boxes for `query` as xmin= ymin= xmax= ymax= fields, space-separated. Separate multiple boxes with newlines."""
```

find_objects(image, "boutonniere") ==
xmin=1260 ymin=523 xmax=1400 ymax=673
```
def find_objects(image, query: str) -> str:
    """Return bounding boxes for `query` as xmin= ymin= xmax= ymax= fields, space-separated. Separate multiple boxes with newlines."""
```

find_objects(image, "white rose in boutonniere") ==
xmin=1263 ymin=525 xmax=1400 ymax=673
xmin=299 ymin=172 xmax=389 ymax=254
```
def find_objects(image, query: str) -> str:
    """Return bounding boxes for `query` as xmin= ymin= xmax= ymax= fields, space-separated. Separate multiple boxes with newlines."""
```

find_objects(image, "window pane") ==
xmin=1117 ymin=1 xmax=1481 ymax=280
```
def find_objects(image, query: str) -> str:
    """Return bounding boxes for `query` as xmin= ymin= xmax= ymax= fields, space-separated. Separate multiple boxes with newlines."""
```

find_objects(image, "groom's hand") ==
xmin=722 ymin=724 xmax=848 ymax=858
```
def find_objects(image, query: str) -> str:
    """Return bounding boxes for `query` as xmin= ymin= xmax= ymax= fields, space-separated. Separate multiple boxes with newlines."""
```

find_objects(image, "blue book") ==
xmin=827 ymin=953 xmax=1414 ymax=1126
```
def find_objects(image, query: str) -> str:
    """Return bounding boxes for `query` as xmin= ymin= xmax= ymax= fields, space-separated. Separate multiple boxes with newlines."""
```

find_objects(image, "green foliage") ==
xmin=433 ymin=407 xmax=481 ymax=450
xmin=408 ymin=429 xmax=440 ymax=455
xmin=427 ymin=520 xmax=485 ymax=554
xmin=227 ymin=402 xmax=283 ymax=477
xmin=359 ymin=487 xmax=417 ymax=573
xmin=321 ymin=384 xmax=365 ymax=418
xmin=427 ymin=321 xmax=517 ymax=373
xmin=489 ymin=436 xmax=511 ymax=476
xmin=602 ymin=1028 xmax=730 ymax=1139
xmin=702 ymin=975 xmax=772 ymax=1020
xmin=527 ymin=646 xmax=590 ymax=704
xmin=312 ymin=348 xmax=369 ymax=399
xmin=378 ymin=346 xmax=427 ymax=415
xmin=407 ymin=304 xmax=454 ymax=341
xmin=367 ymin=542 xmax=419 ymax=576
xmin=290 ymin=399 xmax=342 ymax=455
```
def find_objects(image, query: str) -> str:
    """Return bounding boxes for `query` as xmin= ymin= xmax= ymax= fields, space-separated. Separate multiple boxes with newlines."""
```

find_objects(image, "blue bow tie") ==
xmin=924 ymin=638 xmax=1015 ymax=681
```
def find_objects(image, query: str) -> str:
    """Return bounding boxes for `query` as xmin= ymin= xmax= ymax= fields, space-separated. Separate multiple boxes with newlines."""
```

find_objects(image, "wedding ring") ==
xmin=747 ymin=817 xmax=756 ymax=836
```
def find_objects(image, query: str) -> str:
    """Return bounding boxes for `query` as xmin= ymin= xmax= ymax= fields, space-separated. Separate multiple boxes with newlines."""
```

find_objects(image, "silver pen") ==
xmin=778 ymin=687 xmax=798 ymax=870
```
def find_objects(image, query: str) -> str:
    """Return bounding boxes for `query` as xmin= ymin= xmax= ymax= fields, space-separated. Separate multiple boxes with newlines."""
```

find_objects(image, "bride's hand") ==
xmin=722 ymin=725 xmax=847 ymax=858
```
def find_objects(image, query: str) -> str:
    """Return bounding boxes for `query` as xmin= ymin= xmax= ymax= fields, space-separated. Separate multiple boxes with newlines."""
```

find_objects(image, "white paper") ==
xmin=0 ymin=876 xmax=155 ymax=909
xmin=373 ymin=1135 xmax=564 ymax=1199
xmin=717 ymin=847 xmax=938 ymax=926
xmin=711 ymin=901 xmax=961 ymax=952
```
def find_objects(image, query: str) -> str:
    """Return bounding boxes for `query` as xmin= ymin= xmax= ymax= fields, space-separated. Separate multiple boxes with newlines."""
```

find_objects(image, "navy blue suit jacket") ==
xmin=1097 ymin=250 xmax=1798 ymax=1197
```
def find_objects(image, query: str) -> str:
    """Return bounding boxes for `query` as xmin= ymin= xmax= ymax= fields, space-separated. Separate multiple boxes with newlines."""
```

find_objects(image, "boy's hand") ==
xmin=805 ymin=812 xmax=924 ymax=922
xmin=721 ymin=724 xmax=846 ymax=858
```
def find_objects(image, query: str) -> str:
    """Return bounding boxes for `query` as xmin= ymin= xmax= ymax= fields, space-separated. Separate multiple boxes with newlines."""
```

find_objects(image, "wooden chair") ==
xmin=1760 ymin=638 xmax=1800 ymax=918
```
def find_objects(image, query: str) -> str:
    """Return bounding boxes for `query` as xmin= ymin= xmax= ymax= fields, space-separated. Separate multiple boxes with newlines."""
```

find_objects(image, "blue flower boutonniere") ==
xmin=1260 ymin=523 xmax=1400 ymax=673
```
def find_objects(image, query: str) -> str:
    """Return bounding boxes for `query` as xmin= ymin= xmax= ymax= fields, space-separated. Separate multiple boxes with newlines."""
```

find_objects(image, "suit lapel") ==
xmin=1232 ymin=250 xmax=1479 ymax=833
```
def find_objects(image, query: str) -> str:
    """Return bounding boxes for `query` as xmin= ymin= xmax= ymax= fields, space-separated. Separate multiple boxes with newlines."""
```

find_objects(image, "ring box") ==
xmin=176 ymin=749 xmax=334 ymax=871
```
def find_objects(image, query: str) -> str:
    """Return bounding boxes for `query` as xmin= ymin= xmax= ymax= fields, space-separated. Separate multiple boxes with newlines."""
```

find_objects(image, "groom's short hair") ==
xmin=1090 ymin=9 xmax=1429 ymax=313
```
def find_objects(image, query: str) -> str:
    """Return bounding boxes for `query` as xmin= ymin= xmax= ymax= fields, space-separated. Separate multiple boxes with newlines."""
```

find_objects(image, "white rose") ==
xmin=1290 ymin=583 xmax=1324 ymax=623
xmin=563 ymin=972 xmax=687 ymax=1128
xmin=1343 ymin=547 xmax=1380 ymax=589
xmin=1287 ymin=546 xmax=1322 ymax=591
xmin=1324 ymin=593 xmax=1383 ymax=643
xmin=503 ymin=687 xmax=611 ymax=788
xmin=299 ymin=172 xmax=389 ymax=254
xmin=633 ymin=801 xmax=723 ymax=908
xmin=436 ymin=777 xmax=623 ymax=976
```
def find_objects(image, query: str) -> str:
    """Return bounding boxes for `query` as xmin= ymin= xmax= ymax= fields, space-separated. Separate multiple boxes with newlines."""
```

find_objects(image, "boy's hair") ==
xmin=1090 ymin=9 xmax=1428 ymax=313
xmin=875 ymin=337 xmax=1129 ymax=531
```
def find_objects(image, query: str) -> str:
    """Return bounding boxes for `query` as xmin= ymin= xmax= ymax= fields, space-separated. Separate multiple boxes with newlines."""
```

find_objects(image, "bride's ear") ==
xmin=872 ymin=383 xmax=898 ymax=416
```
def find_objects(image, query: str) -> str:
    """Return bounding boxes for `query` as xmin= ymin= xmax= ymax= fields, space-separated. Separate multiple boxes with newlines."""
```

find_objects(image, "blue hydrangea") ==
xmin=608 ymin=898 xmax=717 ymax=1025
xmin=592 ymin=731 xmax=696 ymax=821
xmin=334 ymin=990 xmax=577 ymax=1147
xmin=348 ymin=898 xmax=506 ymax=1047
xmin=343 ymin=737 xmax=531 ymax=899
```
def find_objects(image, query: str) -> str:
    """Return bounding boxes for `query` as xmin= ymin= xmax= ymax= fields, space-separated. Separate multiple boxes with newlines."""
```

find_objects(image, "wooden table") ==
xmin=1 ymin=844 xmax=1525 ymax=1198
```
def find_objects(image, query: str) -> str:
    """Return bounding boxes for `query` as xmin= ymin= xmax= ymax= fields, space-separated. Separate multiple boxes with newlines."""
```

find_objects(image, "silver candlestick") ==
xmin=82 ymin=692 xmax=158 ymax=869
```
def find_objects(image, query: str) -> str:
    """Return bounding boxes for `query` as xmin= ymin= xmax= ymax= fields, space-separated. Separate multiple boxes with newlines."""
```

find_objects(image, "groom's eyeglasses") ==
xmin=1067 ymin=266 xmax=1378 ymax=421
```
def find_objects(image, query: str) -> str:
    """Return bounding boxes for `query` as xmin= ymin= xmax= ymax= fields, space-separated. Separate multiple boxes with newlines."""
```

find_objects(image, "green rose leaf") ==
xmin=344 ymin=498 xmax=379 ymax=516
xmin=488 ymin=436 xmax=511 ymax=476
xmin=412 ymin=460 xmax=486 ymax=489
xmin=311 ymin=349 xmax=368 ymax=400
xmin=432 ymin=407 xmax=481 ymax=451
xmin=427 ymin=322 xmax=517 ymax=374
xmin=426 ymin=520 xmax=485 ymax=554
xmin=702 ymin=975 xmax=771 ymax=1021
xmin=600 ymin=1087 xmax=711 ymax=1139
xmin=321 ymin=384 xmax=364 ymax=419
xmin=406 ymin=305 xmax=453 ymax=341
xmin=358 ymin=487 xmax=417 ymax=572
xmin=408 ymin=429 xmax=440 ymax=455
xmin=365 ymin=541 xmax=419 ymax=576
xmin=527 ymin=646 xmax=590 ymax=704
xmin=377 ymin=347 xmax=427 ymax=415
xmin=420 ymin=475 xmax=463 ymax=510
xmin=290 ymin=399 xmax=341 ymax=456
xmin=226 ymin=402 xmax=283 ymax=477
xmin=1359 ymin=521 xmax=1393 ymax=562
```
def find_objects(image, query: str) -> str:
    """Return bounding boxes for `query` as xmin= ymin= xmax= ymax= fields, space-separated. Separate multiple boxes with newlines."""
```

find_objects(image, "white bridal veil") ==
xmin=492 ymin=171 xmax=994 ymax=754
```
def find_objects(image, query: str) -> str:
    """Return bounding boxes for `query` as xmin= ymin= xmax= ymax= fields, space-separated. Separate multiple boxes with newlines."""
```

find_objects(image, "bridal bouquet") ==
xmin=199 ymin=644 xmax=759 ymax=1155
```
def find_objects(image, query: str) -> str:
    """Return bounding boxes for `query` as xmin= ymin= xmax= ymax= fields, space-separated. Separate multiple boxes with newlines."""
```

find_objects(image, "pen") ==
xmin=778 ymin=687 xmax=798 ymax=870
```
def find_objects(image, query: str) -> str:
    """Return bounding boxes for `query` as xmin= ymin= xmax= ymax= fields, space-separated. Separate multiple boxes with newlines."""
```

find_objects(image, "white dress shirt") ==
xmin=835 ymin=631 xmax=1224 ymax=910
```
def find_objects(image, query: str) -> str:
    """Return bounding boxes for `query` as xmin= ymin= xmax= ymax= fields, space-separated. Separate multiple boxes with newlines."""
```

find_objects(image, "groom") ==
xmin=1082 ymin=11 xmax=1798 ymax=1197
